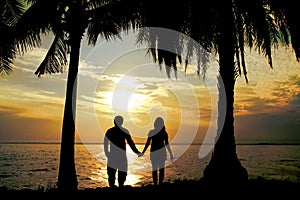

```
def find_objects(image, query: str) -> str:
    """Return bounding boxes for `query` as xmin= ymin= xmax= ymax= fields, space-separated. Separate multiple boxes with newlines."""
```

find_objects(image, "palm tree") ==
xmin=136 ymin=0 xmax=299 ymax=184
xmin=200 ymin=0 xmax=299 ymax=184
xmin=8 ymin=0 xmax=143 ymax=191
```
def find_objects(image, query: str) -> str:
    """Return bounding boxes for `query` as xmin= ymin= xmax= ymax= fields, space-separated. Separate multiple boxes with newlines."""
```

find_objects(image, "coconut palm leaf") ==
xmin=0 ymin=0 xmax=25 ymax=75
xmin=0 ymin=0 xmax=24 ymax=26
xmin=13 ymin=0 xmax=61 ymax=54
xmin=0 ymin=23 xmax=15 ymax=76
xmin=268 ymin=0 xmax=300 ymax=61
xmin=87 ymin=0 xmax=143 ymax=45
xmin=34 ymin=35 xmax=68 ymax=77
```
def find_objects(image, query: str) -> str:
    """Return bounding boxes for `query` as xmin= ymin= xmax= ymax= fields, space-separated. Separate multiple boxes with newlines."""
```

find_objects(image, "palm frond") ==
xmin=233 ymin=2 xmax=248 ymax=83
xmin=0 ymin=0 xmax=25 ymax=26
xmin=269 ymin=0 xmax=300 ymax=61
xmin=0 ymin=55 xmax=14 ymax=76
xmin=87 ymin=0 xmax=114 ymax=10
xmin=87 ymin=0 xmax=143 ymax=46
xmin=13 ymin=0 xmax=60 ymax=54
xmin=0 ymin=0 xmax=26 ymax=75
xmin=0 ymin=33 xmax=15 ymax=76
xmin=0 ymin=44 xmax=14 ymax=76
xmin=35 ymin=35 xmax=68 ymax=77
xmin=136 ymin=0 xmax=214 ymax=80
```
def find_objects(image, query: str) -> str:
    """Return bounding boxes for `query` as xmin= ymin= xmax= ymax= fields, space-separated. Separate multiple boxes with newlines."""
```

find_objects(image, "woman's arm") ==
xmin=166 ymin=144 xmax=174 ymax=161
xmin=165 ymin=134 xmax=174 ymax=161
xmin=142 ymin=137 xmax=151 ymax=154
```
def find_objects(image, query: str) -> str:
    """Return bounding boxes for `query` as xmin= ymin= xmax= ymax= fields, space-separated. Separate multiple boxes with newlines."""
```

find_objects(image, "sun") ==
xmin=110 ymin=76 xmax=146 ymax=112
xmin=95 ymin=75 xmax=149 ymax=115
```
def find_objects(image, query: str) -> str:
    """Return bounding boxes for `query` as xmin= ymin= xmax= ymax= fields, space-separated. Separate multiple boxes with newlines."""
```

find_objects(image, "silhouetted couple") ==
xmin=104 ymin=115 xmax=173 ymax=187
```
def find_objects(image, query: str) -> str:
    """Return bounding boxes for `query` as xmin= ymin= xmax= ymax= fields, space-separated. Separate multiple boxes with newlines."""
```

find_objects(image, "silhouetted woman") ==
xmin=142 ymin=117 xmax=174 ymax=185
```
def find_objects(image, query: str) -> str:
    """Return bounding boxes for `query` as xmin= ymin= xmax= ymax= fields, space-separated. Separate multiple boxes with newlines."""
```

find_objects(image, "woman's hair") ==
xmin=154 ymin=117 xmax=165 ymax=131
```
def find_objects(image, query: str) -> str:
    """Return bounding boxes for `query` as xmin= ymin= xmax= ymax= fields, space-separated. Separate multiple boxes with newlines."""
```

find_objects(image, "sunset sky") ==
xmin=0 ymin=30 xmax=299 ymax=144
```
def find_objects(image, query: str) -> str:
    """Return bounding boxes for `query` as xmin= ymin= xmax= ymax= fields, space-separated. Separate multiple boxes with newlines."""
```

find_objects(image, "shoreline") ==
xmin=1 ymin=178 xmax=299 ymax=197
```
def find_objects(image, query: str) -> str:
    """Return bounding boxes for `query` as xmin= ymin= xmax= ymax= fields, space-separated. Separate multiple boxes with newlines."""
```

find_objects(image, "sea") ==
xmin=0 ymin=143 xmax=299 ymax=190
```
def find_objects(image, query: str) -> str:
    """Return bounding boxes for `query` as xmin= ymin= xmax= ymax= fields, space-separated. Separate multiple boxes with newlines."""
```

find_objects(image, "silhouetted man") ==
xmin=104 ymin=115 xmax=141 ymax=187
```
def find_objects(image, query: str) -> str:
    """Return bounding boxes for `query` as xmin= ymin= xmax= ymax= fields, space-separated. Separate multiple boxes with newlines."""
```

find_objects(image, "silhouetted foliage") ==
xmin=136 ymin=0 xmax=299 ymax=183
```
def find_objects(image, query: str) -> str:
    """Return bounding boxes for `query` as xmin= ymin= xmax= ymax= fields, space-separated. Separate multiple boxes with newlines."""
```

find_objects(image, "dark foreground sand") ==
xmin=1 ymin=177 xmax=299 ymax=198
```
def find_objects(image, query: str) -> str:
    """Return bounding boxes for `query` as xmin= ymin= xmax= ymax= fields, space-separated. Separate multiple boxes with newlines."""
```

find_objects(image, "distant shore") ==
xmin=1 ymin=177 xmax=299 ymax=197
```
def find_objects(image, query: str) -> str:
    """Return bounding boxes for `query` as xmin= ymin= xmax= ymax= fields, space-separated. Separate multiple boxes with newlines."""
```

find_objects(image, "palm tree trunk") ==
xmin=203 ymin=0 xmax=248 ymax=185
xmin=57 ymin=7 xmax=83 ymax=191
xmin=57 ymin=36 xmax=80 ymax=191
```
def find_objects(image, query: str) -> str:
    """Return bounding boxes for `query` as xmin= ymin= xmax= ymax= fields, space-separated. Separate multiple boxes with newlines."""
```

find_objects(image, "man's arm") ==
xmin=127 ymin=135 xmax=141 ymax=154
xmin=123 ymin=129 xmax=141 ymax=155
xmin=104 ymin=134 xmax=109 ymax=157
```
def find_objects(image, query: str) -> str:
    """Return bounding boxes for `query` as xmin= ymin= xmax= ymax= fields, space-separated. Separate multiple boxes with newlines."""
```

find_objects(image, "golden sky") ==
xmin=0 ymin=31 xmax=299 ymax=144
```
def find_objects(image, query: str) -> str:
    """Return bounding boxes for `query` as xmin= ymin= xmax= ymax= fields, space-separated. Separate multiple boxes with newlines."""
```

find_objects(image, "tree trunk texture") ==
xmin=57 ymin=3 xmax=84 ymax=191
xmin=203 ymin=0 xmax=248 ymax=185
xmin=57 ymin=36 xmax=80 ymax=191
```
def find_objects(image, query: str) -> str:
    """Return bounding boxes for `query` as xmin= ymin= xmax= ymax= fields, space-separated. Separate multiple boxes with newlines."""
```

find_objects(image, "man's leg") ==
xmin=118 ymin=170 xmax=127 ymax=187
xmin=118 ymin=157 xmax=128 ymax=187
xmin=152 ymin=170 xmax=158 ymax=185
xmin=107 ymin=166 xmax=117 ymax=187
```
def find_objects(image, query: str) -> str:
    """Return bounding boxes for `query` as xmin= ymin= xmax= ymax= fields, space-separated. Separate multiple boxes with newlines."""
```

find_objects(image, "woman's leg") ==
xmin=158 ymin=161 xmax=166 ymax=185
xmin=159 ymin=168 xmax=165 ymax=185
xmin=151 ymin=160 xmax=158 ymax=185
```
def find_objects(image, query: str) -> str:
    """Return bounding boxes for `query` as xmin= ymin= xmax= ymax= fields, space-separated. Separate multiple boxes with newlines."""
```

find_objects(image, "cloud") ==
xmin=235 ymin=74 xmax=300 ymax=116
xmin=0 ymin=85 xmax=65 ymax=121
xmin=78 ymin=60 xmax=106 ymax=79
